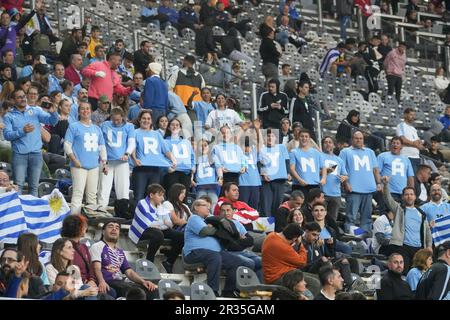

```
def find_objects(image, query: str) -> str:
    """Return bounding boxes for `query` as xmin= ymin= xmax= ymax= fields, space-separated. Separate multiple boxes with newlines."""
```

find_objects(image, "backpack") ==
xmin=114 ymin=198 xmax=133 ymax=220
xmin=32 ymin=34 xmax=51 ymax=54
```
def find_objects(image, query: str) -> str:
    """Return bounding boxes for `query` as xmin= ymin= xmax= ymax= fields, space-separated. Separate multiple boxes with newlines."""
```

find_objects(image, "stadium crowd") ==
xmin=0 ymin=0 xmax=450 ymax=300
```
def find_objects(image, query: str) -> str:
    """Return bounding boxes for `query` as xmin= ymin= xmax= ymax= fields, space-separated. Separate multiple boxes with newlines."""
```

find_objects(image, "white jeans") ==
xmin=70 ymin=167 xmax=100 ymax=214
xmin=97 ymin=160 xmax=130 ymax=207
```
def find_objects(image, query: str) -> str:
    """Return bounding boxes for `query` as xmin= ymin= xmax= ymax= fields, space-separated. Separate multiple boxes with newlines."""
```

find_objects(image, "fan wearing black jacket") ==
xmin=258 ymin=79 xmax=289 ymax=129
xmin=416 ymin=241 xmax=450 ymax=300
xmin=208 ymin=202 xmax=262 ymax=280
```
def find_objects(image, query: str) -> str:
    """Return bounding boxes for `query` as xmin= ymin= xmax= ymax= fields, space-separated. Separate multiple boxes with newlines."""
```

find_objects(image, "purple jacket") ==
xmin=0 ymin=9 xmax=35 ymax=55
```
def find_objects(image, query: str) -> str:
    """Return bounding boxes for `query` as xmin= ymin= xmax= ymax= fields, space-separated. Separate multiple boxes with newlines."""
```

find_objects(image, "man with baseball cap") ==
xmin=142 ymin=62 xmax=168 ymax=126
xmin=416 ymin=241 xmax=450 ymax=300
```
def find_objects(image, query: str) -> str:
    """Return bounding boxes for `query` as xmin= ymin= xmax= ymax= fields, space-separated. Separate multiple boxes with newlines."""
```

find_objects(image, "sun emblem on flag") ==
xmin=48 ymin=195 xmax=63 ymax=215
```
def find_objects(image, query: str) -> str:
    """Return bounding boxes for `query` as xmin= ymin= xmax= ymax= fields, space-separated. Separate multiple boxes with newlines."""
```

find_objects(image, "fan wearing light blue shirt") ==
xmin=194 ymin=139 xmax=222 ymax=209
xmin=289 ymin=129 xmax=326 ymax=198
xmin=3 ymin=89 xmax=60 ymax=196
xmin=320 ymin=136 xmax=348 ymax=221
xmin=421 ymin=184 xmax=450 ymax=223
xmin=377 ymin=137 xmax=414 ymax=199
xmin=189 ymin=87 xmax=215 ymax=127
xmin=98 ymin=108 xmax=136 ymax=208
xmin=260 ymin=130 xmax=290 ymax=217
xmin=239 ymin=144 xmax=262 ymax=211
xmin=64 ymin=101 xmax=106 ymax=214
xmin=406 ymin=249 xmax=433 ymax=292
xmin=164 ymin=118 xmax=195 ymax=192
xmin=130 ymin=110 xmax=177 ymax=201
xmin=211 ymin=125 xmax=246 ymax=186
xmin=340 ymin=131 xmax=382 ymax=233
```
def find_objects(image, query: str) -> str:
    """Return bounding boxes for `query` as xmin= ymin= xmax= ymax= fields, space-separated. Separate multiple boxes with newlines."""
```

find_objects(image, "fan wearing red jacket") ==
xmin=213 ymin=182 xmax=259 ymax=230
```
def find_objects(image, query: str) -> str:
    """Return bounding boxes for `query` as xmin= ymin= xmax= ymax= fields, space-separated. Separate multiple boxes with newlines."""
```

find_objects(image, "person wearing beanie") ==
xmin=142 ymin=62 xmax=168 ymax=127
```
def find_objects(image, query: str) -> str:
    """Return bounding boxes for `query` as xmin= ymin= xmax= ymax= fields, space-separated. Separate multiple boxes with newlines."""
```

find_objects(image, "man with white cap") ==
xmin=142 ymin=62 xmax=168 ymax=126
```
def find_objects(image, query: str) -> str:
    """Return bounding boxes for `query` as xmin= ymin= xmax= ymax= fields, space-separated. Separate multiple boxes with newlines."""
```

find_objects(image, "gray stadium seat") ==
xmin=236 ymin=266 xmax=283 ymax=295
xmin=190 ymin=282 xmax=216 ymax=300
xmin=135 ymin=258 xmax=162 ymax=282
xmin=158 ymin=279 xmax=183 ymax=299
xmin=38 ymin=182 xmax=55 ymax=197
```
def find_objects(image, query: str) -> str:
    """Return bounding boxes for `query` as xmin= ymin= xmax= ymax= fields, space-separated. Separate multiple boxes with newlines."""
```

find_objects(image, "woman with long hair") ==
xmin=163 ymin=183 xmax=192 ymax=231
xmin=271 ymin=269 xmax=309 ymax=300
xmin=64 ymin=101 xmax=107 ymax=214
xmin=112 ymin=93 xmax=130 ymax=117
xmin=0 ymin=81 xmax=15 ymax=103
xmin=17 ymin=233 xmax=49 ymax=286
xmin=45 ymin=237 xmax=98 ymax=299
xmin=164 ymin=118 xmax=195 ymax=191
xmin=131 ymin=110 xmax=177 ymax=201
xmin=205 ymin=93 xmax=242 ymax=132
xmin=406 ymin=249 xmax=433 ymax=292
xmin=155 ymin=115 xmax=169 ymax=137
xmin=287 ymin=207 xmax=305 ymax=227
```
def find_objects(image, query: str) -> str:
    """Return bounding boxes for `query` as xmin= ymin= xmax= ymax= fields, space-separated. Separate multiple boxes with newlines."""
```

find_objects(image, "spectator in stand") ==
xmin=279 ymin=118 xmax=293 ymax=145
xmin=178 ymin=0 xmax=200 ymax=31
xmin=133 ymin=41 xmax=154 ymax=77
xmin=131 ymin=110 xmax=176 ymax=201
xmin=3 ymin=89 xmax=59 ymax=196
xmin=259 ymin=129 xmax=291 ymax=217
xmin=64 ymin=54 xmax=83 ymax=86
xmin=183 ymin=199 xmax=244 ymax=297
xmin=168 ymin=55 xmax=205 ymax=107
xmin=219 ymin=28 xmax=254 ymax=67
xmin=258 ymin=79 xmax=288 ymax=129
xmin=415 ymin=241 xmax=450 ymax=300
xmin=340 ymin=130 xmax=382 ymax=234
xmin=129 ymin=184 xmax=184 ymax=273
xmin=421 ymin=184 xmax=450 ymax=225
xmin=98 ymin=107 xmax=135 ymax=209
xmin=396 ymin=108 xmax=425 ymax=174
xmin=259 ymin=27 xmax=281 ymax=80
xmin=382 ymin=176 xmax=432 ymax=272
xmin=87 ymin=26 xmax=102 ymax=59
xmin=45 ymin=238 xmax=98 ymax=300
xmin=142 ymin=62 xmax=168 ymax=126
xmin=378 ymin=34 xmax=392 ymax=63
xmin=439 ymin=105 xmax=450 ymax=142
xmin=199 ymin=0 xmax=218 ymax=25
xmin=289 ymin=129 xmax=326 ymax=197
xmin=47 ymin=61 xmax=65 ymax=94
xmin=167 ymin=91 xmax=193 ymax=139
xmin=90 ymin=95 xmax=110 ymax=126
xmin=211 ymin=126 xmax=246 ymax=185
xmin=434 ymin=67 xmax=449 ymax=95
xmin=261 ymin=223 xmax=307 ymax=284
xmin=377 ymin=253 xmax=414 ymax=300
xmin=90 ymin=220 xmax=158 ymax=299
xmin=59 ymin=27 xmax=82 ymax=67
xmin=384 ymin=42 xmax=407 ymax=103
xmin=140 ymin=0 xmax=166 ymax=29
xmin=274 ymin=190 xmax=304 ymax=232
xmin=17 ymin=233 xmax=49 ymax=286
xmin=195 ymin=18 xmax=217 ymax=58
xmin=214 ymin=182 xmax=259 ymax=230
xmin=164 ymin=118 xmax=195 ymax=191
xmin=289 ymin=80 xmax=317 ymax=141
xmin=18 ymin=54 xmax=41 ymax=79
xmin=158 ymin=0 xmax=179 ymax=29
xmin=315 ymin=266 xmax=344 ymax=300
xmin=319 ymin=42 xmax=346 ymax=77
xmin=336 ymin=0 xmax=354 ymax=40
xmin=205 ymin=94 xmax=242 ymax=132
xmin=0 ymin=169 xmax=18 ymax=192
xmin=64 ymin=101 xmax=107 ymax=214
xmin=189 ymin=87 xmax=214 ymax=127
xmin=271 ymin=269 xmax=310 ymax=300
xmin=238 ymin=137 xmax=261 ymax=211
xmin=377 ymin=137 xmax=415 ymax=206
xmin=406 ymin=249 xmax=433 ymax=292
xmin=89 ymin=45 xmax=106 ymax=64
xmin=81 ymin=52 xmax=133 ymax=111
xmin=414 ymin=164 xmax=432 ymax=205
xmin=372 ymin=210 xmax=394 ymax=256
xmin=163 ymin=183 xmax=192 ymax=231
xmin=321 ymin=136 xmax=348 ymax=222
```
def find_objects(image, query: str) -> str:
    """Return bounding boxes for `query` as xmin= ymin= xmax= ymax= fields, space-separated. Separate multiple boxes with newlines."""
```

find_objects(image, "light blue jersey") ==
xmin=183 ymin=214 xmax=222 ymax=256
xmin=134 ymin=129 xmax=171 ymax=167
xmin=3 ymin=106 xmax=59 ymax=154
xmin=339 ymin=147 xmax=378 ymax=193
xmin=421 ymin=202 xmax=450 ymax=222
xmin=260 ymin=144 xmax=290 ymax=181
xmin=69 ymin=103 xmax=79 ymax=123
xmin=239 ymin=147 xmax=262 ymax=187
xmin=65 ymin=122 xmax=105 ymax=169
xmin=165 ymin=136 xmax=195 ymax=174
xmin=101 ymin=121 xmax=135 ymax=161
xmin=195 ymin=154 xmax=217 ymax=186
xmin=128 ymin=104 xmax=141 ymax=121
xmin=193 ymin=101 xmax=214 ymax=126
xmin=212 ymin=143 xmax=245 ymax=173
xmin=404 ymin=208 xmax=423 ymax=248
xmin=321 ymin=153 xmax=348 ymax=197
xmin=377 ymin=152 xmax=414 ymax=194
xmin=289 ymin=147 xmax=324 ymax=185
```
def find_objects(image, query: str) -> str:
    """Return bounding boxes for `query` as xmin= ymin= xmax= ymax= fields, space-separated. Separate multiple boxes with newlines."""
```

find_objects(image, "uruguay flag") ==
xmin=129 ymin=198 xmax=158 ymax=244
xmin=0 ymin=192 xmax=28 ymax=243
xmin=21 ymin=189 xmax=71 ymax=243
xmin=432 ymin=215 xmax=450 ymax=246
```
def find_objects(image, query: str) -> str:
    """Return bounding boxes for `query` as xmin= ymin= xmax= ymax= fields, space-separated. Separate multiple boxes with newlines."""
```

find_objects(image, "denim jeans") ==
xmin=339 ymin=15 xmax=351 ymax=40
xmin=196 ymin=186 xmax=219 ymax=210
xmin=238 ymin=186 xmax=260 ymax=213
xmin=12 ymin=151 xmax=43 ymax=196
xmin=409 ymin=157 xmax=421 ymax=175
xmin=345 ymin=192 xmax=373 ymax=234
xmin=228 ymin=250 xmax=263 ymax=281
xmin=131 ymin=166 xmax=162 ymax=201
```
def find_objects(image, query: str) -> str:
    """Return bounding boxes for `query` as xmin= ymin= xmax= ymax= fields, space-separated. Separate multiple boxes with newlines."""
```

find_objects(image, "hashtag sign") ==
xmin=84 ymin=133 xmax=99 ymax=152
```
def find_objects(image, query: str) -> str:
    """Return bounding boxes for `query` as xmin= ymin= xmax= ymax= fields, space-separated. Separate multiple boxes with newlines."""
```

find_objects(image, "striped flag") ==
xmin=432 ymin=215 xmax=450 ymax=246
xmin=21 ymin=189 xmax=71 ymax=243
xmin=0 ymin=192 xmax=28 ymax=243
